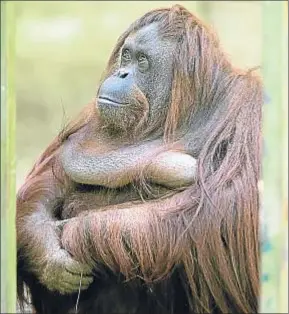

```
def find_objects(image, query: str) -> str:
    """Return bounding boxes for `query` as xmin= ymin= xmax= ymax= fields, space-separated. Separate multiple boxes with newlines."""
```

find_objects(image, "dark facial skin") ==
xmin=97 ymin=23 xmax=176 ymax=131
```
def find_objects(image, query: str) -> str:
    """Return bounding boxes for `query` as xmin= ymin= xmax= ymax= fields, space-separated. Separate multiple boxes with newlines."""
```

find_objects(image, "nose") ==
xmin=116 ymin=69 xmax=129 ymax=79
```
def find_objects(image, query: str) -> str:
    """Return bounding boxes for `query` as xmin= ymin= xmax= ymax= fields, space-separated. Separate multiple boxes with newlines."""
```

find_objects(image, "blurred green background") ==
xmin=11 ymin=1 xmax=287 ymax=313
xmin=15 ymin=0 xmax=264 ymax=189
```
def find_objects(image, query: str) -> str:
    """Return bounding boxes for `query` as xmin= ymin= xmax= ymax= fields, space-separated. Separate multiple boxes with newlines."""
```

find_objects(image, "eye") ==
xmin=137 ymin=53 xmax=149 ymax=71
xmin=121 ymin=49 xmax=131 ymax=64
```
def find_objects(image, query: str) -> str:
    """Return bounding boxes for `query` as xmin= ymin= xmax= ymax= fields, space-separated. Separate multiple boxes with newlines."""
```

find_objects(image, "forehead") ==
xmin=126 ymin=23 xmax=159 ymax=45
xmin=123 ymin=23 xmax=174 ymax=53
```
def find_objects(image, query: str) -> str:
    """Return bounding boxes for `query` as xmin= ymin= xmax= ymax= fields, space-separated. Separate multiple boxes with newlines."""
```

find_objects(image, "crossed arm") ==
xmin=17 ymin=132 xmax=197 ymax=293
xmin=60 ymin=134 xmax=197 ymax=189
xmin=60 ymin=192 xmax=191 ymax=282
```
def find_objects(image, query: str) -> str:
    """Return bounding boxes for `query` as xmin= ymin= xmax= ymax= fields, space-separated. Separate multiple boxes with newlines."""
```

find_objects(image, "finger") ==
xmin=79 ymin=276 xmax=94 ymax=286
xmin=58 ymin=277 xmax=93 ymax=294
xmin=63 ymin=275 xmax=94 ymax=287
xmin=48 ymin=282 xmax=76 ymax=295
xmin=62 ymin=271 xmax=93 ymax=286
xmin=60 ymin=280 xmax=93 ymax=292
xmin=57 ymin=282 xmax=84 ymax=295
xmin=65 ymin=262 xmax=93 ymax=276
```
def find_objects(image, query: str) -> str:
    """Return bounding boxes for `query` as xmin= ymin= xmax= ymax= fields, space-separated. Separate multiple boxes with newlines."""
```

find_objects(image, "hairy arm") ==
xmin=61 ymin=192 xmax=191 ymax=282
xmin=17 ymin=158 xmax=94 ymax=294
xmin=61 ymin=136 xmax=197 ymax=189
xmin=17 ymin=104 xmax=97 ymax=294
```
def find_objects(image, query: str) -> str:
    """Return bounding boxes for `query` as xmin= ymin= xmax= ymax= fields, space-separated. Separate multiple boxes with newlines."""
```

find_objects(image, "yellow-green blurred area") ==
xmin=15 ymin=0 xmax=266 ymax=189
xmin=10 ymin=1 xmax=287 ymax=313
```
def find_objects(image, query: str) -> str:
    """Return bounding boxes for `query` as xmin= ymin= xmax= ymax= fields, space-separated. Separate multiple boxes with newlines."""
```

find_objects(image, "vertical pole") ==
xmin=260 ymin=1 xmax=288 ymax=313
xmin=279 ymin=2 xmax=288 ymax=312
xmin=1 ymin=1 xmax=17 ymax=313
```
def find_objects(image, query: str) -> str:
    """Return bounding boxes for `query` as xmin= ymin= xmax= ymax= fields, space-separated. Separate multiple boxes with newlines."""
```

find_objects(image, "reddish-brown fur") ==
xmin=17 ymin=5 xmax=262 ymax=314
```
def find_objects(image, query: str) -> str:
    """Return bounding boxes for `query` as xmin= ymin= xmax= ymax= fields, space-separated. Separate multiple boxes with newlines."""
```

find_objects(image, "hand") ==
xmin=147 ymin=151 xmax=197 ymax=188
xmin=38 ymin=248 xmax=94 ymax=294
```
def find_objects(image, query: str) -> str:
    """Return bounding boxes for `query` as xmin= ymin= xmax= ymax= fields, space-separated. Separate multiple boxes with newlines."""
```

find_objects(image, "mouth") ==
xmin=97 ymin=96 xmax=127 ymax=107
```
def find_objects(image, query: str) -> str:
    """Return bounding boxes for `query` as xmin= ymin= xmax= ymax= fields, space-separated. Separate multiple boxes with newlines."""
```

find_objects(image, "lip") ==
xmin=97 ymin=97 xmax=127 ymax=107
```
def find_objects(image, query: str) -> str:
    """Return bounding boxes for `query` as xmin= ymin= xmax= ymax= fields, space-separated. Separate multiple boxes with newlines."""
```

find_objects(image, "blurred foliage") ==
xmin=260 ymin=2 xmax=288 ymax=313
xmin=12 ymin=1 xmax=288 ymax=313
xmin=15 ymin=1 xmax=263 ymax=188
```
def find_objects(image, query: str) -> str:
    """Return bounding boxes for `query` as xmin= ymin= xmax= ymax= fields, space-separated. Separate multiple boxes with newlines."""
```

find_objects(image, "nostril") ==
xmin=117 ymin=69 xmax=129 ymax=79
xmin=120 ymin=72 xmax=128 ymax=79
